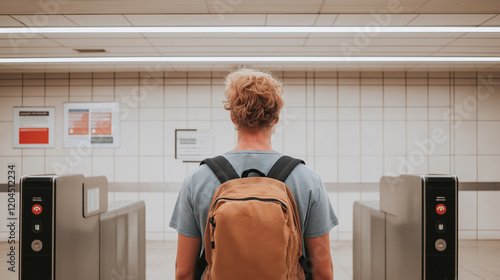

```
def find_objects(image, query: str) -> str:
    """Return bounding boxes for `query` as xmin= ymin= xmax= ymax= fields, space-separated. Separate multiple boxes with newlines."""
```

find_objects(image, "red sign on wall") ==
xmin=13 ymin=108 xmax=55 ymax=148
xmin=19 ymin=127 xmax=49 ymax=144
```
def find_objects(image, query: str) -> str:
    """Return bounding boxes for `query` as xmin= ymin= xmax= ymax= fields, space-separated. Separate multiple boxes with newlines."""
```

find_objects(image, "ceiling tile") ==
xmin=104 ymin=47 xmax=160 ymax=54
xmin=0 ymin=47 xmax=76 ymax=55
xmin=0 ymin=0 xmax=498 ymax=15
xmin=447 ymin=38 xmax=500 ymax=47
xmin=416 ymin=0 xmax=500 ymax=13
xmin=142 ymin=32 xmax=308 ymax=39
xmin=11 ymin=15 xmax=77 ymax=27
xmin=149 ymin=38 xmax=306 ymax=47
xmin=305 ymin=37 xmax=455 ymax=46
xmin=266 ymin=14 xmax=318 ymax=26
xmin=321 ymin=0 xmax=428 ymax=14
xmin=0 ymin=16 xmax=24 ymax=27
xmin=461 ymin=32 xmax=500 ymax=39
xmin=481 ymin=14 xmax=500 ymax=26
xmin=0 ymin=38 xmax=59 ymax=47
xmin=0 ymin=33 xmax=45 ymax=39
xmin=206 ymin=0 xmax=324 ymax=14
xmin=407 ymin=14 xmax=496 ymax=26
xmin=40 ymin=33 xmax=144 ymax=39
xmin=437 ymin=46 xmax=500 ymax=54
xmin=64 ymin=15 xmax=132 ymax=26
xmin=307 ymin=32 xmax=464 ymax=39
xmin=315 ymin=14 xmax=338 ymax=26
xmin=125 ymin=14 xmax=266 ymax=26
xmin=334 ymin=14 xmax=417 ymax=26
xmin=50 ymin=38 xmax=151 ymax=47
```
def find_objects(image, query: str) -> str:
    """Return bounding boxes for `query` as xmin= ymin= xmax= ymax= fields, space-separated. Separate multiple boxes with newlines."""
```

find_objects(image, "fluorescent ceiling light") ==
xmin=0 ymin=26 xmax=499 ymax=34
xmin=1 ymin=57 xmax=500 ymax=63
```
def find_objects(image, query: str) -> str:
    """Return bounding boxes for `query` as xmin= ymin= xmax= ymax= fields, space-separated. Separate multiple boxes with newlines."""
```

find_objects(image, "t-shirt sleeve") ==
xmin=169 ymin=178 xmax=202 ymax=238
xmin=303 ymin=176 xmax=339 ymax=238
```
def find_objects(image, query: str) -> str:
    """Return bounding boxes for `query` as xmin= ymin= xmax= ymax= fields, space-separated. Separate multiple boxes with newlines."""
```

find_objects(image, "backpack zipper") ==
xmin=211 ymin=197 xmax=288 ymax=210
xmin=209 ymin=217 xmax=216 ymax=249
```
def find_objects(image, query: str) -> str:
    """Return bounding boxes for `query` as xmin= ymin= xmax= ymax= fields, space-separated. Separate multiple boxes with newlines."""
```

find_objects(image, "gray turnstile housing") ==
xmin=20 ymin=174 xmax=145 ymax=280
xmin=354 ymin=175 xmax=458 ymax=280
xmin=100 ymin=201 xmax=146 ymax=280
xmin=353 ymin=201 xmax=386 ymax=280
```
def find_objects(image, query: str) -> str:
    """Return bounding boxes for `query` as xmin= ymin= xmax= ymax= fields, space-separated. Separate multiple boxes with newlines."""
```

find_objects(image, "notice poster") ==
xmin=175 ymin=129 xmax=214 ymax=162
xmin=63 ymin=103 xmax=120 ymax=148
xmin=13 ymin=107 xmax=55 ymax=148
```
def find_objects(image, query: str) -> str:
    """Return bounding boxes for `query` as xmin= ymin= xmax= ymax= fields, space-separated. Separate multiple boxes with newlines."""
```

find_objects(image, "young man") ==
xmin=170 ymin=69 xmax=338 ymax=279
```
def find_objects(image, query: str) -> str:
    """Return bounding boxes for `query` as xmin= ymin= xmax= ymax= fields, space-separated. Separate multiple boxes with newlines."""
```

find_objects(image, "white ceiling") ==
xmin=0 ymin=1 xmax=499 ymax=73
xmin=2 ymin=0 xmax=500 ymax=14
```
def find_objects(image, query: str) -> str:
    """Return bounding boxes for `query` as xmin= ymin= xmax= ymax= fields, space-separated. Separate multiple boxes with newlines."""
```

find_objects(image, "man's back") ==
xmin=169 ymin=150 xmax=338 ymax=257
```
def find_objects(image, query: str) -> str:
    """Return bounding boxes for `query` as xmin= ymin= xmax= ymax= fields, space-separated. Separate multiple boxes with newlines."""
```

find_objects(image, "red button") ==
xmin=32 ymin=204 xmax=42 ymax=215
xmin=436 ymin=204 xmax=446 ymax=215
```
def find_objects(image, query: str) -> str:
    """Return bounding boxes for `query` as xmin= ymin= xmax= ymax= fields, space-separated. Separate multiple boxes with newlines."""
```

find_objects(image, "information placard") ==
xmin=13 ymin=107 xmax=55 ymax=148
xmin=63 ymin=102 xmax=120 ymax=148
xmin=175 ymin=129 xmax=214 ymax=162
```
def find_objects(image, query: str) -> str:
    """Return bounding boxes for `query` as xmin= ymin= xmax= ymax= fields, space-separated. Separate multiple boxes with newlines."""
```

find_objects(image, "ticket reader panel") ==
xmin=20 ymin=174 xmax=107 ymax=280
xmin=355 ymin=175 xmax=458 ymax=280
xmin=20 ymin=177 xmax=54 ymax=279
xmin=424 ymin=177 xmax=457 ymax=279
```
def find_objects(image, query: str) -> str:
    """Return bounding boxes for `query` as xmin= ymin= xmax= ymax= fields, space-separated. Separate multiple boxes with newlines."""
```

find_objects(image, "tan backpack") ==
xmin=195 ymin=155 xmax=312 ymax=280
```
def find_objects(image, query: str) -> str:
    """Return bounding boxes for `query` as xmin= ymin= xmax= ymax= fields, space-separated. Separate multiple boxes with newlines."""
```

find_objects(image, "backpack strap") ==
xmin=196 ymin=156 xmax=239 ymax=279
xmin=195 ymin=251 xmax=207 ymax=280
xmin=267 ymin=155 xmax=305 ymax=182
xmin=200 ymin=156 xmax=240 ymax=184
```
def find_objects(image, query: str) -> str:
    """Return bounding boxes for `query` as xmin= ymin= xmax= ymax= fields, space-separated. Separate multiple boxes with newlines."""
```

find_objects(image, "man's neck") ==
xmin=233 ymin=127 xmax=274 ymax=151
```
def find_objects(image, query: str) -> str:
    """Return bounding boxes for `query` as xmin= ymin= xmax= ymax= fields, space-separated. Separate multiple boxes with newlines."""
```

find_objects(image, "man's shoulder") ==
xmin=288 ymin=163 xmax=322 ymax=184
xmin=184 ymin=163 xmax=218 ymax=187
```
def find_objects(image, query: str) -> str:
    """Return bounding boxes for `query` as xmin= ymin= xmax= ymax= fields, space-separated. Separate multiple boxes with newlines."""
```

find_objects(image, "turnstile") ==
xmin=20 ymin=174 xmax=145 ymax=280
xmin=353 ymin=175 xmax=458 ymax=280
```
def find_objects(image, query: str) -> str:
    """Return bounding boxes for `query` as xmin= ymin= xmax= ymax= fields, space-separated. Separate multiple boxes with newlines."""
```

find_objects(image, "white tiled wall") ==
xmin=1 ymin=71 xmax=500 ymax=241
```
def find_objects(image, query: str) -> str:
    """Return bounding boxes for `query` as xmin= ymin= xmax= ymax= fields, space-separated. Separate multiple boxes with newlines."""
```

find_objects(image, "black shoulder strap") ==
xmin=195 ymin=251 xmax=207 ymax=280
xmin=267 ymin=155 xmax=305 ymax=182
xmin=200 ymin=156 xmax=239 ymax=184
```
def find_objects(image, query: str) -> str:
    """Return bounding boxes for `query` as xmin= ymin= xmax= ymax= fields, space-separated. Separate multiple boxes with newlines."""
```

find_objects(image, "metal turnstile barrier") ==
xmin=353 ymin=175 xmax=458 ymax=280
xmin=20 ymin=174 xmax=146 ymax=280
xmin=100 ymin=201 xmax=146 ymax=280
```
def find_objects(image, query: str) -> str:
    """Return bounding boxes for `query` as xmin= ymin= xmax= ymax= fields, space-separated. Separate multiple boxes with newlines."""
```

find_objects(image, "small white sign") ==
xmin=175 ymin=129 xmax=214 ymax=161
xmin=63 ymin=102 xmax=120 ymax=148
xmin=13 ymin=107 xmax=55 ymax=148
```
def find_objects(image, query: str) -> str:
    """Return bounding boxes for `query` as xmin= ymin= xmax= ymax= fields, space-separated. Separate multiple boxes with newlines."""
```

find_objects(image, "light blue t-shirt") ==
xmin=169 ymin=150 xmax=338 ymax=255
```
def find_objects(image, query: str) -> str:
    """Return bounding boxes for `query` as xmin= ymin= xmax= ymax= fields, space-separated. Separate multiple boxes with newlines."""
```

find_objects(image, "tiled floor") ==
xmin=2 ymin=240 xmax=500 ymax=279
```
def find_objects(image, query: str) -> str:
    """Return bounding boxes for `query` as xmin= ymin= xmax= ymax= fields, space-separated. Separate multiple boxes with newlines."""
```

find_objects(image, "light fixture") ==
xmin=1 ymin=57 xmax=500 ymax=63
xmin=0 ymin=26 xmax=499 ymax=34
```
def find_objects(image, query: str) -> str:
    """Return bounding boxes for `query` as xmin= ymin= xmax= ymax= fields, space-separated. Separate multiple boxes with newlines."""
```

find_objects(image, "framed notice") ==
xmin=63 ymin=102 xmax=120 ymax=148
xmin=175 ymin=129 xmax=214 ymax=162
xmin=13 ymin=107 xmax=55 ymax=148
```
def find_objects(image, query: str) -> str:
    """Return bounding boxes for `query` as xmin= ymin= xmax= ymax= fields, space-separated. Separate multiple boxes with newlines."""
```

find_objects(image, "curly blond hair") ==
xmin=223 ymin=69 xmax=284 ymax=130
